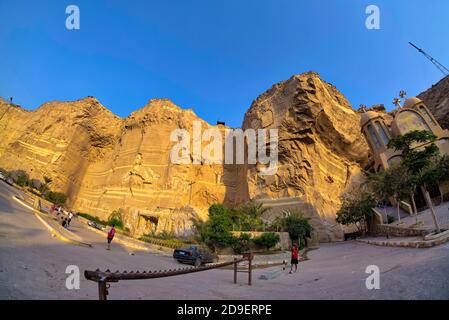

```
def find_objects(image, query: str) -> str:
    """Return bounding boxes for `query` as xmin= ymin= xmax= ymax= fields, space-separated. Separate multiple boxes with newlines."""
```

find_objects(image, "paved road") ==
xmin=1 ymin=181 xmax=448 ymax=299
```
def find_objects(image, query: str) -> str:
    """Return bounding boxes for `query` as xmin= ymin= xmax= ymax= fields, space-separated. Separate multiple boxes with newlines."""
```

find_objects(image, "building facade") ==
xmin=360 ymin=97 xmax=449 ymax=172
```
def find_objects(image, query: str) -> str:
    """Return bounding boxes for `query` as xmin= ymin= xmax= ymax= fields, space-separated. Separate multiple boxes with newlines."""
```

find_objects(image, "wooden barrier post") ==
xmin=233 ymin=258 xmax=237 ymax=284
xmin=98 ymin=279 xmax=108 ymax=300
xmin=248 ymin=254 xmax=252 ymax=286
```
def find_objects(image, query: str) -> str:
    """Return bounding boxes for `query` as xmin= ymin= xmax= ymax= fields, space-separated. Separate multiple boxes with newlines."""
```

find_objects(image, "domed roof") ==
xmin=360 ymin=111 xmax=381 ymax=128
xmin=403 ymin=97 xmax=422 ymax=109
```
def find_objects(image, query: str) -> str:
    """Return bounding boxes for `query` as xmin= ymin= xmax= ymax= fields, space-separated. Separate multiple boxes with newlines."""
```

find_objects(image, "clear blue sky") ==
xmin=1 ymin=0 xmax=448 ymax=127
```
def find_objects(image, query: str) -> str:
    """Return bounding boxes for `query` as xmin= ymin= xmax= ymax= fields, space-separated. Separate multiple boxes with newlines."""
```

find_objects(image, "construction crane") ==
xmin=409 ymin=42 xmax=449 ymax=76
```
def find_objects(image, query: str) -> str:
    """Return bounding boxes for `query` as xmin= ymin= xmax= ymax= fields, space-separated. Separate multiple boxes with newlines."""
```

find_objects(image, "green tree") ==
xmin=422 ymin=155 xmax=449 ymax=203
xmin=283 ymin=211 xmax=313 ymax=248
xmin=387 ymin=130 xmax=441 ymax=232
xmin=193 ymin=204 xmax=236 ymax=250
xmin=368 ymin=164 xmax=417 ymax=222
xmin=336 ymin=191 xmax=376 ymax=233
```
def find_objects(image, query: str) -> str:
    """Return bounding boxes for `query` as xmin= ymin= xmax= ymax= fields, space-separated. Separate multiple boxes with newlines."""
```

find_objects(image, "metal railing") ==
xmin=85 ymin=253 xmax=254 ymax=300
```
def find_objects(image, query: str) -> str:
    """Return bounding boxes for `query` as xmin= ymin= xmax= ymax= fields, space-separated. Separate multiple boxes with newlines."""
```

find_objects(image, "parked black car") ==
xmin=87 ymin=220 xmax=105 ymax=231
xmin=173 ymin=245 xmax=218 ymax=267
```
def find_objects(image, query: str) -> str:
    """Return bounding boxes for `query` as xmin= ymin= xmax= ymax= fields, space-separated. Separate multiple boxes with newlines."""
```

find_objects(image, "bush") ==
xmin=107 ymin=209 xmax=124 ymax=229
xmin=78 ymin=213 xmax=107 ymax=225
xmin=194 ymin=204 xmax=237 ymax=250
xmin=139 ymin=234 xmax=193 ymax=249
xmin=253 ymin=232 xmax=280 ymax=250
xmin=232 ymin=233 xmax=252 ymax=254
xmin=45 ymin=191 xmax=67 ymax=205
xmin=13 ymin=170 xmax=29 ymax=187
xmin=150 ymin=230 xmax=176 ymax=240
xmin=336 ymin=191 xmax=376 ymax=233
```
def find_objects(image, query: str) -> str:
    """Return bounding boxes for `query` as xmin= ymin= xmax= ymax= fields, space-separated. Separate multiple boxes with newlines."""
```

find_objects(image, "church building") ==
xmin=360 ymin=96 xmax=449 ymax=172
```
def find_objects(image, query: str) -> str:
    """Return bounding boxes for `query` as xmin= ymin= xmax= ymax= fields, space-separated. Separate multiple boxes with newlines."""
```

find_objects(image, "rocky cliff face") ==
xmin=0 ymin=72 xmax=377 ymax=241
xmin=0 ymin=97 xmax=121 ymax=201
xmin=418 ymin=75 xmax=449 ymax=129
xmin=241 ymin=72 xmax=369 ymax=241
xmin=0 ymin=97 xmax=234 ymax=237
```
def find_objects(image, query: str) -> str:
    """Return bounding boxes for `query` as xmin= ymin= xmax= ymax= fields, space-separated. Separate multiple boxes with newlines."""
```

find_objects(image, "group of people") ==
xmin=49 ymin=203 xmax=116 ymax=251
xmin=50 ymin=204 xmax=75 ymax=229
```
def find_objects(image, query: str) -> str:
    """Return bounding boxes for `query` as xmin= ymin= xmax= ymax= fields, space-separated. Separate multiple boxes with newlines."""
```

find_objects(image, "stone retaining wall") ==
xmin=372 ymin=224 xmax=428 ymax=237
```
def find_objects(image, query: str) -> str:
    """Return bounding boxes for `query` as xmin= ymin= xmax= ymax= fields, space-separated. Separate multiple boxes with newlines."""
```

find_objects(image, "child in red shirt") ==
xmin=289 ymin=244 xmax=299 ymax=274
xmin=107 ymin=224 xmax=116 ymax=250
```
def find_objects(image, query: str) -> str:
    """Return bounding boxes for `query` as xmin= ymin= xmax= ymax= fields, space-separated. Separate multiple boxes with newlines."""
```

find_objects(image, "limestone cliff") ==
xmin=418 ymin=75 xmax=449 ymax=130
xmin=0 ymin=97 xmax=121 ymax=201
xmin=0 ymin=98 xmax=232 ymax=237
xmin=240 ymin=72 xmax=369 ymax=241
xmin=0 ymin=72 xmax=374 ymax=241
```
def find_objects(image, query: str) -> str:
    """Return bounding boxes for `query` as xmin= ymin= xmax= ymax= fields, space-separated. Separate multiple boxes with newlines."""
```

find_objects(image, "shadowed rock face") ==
xmin=0 ymin=72 xmax=376 ymax=241
xmin=418 ymin=75 xmax=449 ymax=130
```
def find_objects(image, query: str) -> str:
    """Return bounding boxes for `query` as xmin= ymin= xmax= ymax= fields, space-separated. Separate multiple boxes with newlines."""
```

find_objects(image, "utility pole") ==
xmin=409 ymin=42 xmax=449 ymax=76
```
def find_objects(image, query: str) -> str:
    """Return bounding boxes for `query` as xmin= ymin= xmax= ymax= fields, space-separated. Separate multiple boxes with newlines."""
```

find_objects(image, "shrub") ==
xmin=253 ymin=232 xmax=280 ymax=250
xmin=232 ymin=233 xmax=252 ymax=254
xmin=234 ymin=202 xmax=269 ymax=231
xmin=107 ymin=209 xmax=124 ymax=229
xmin=13 ymin=170 xmax=29 ymax=187
xmin=194 ymin=204 xmax=237 ymax=250
xmin=139 ymin=234 xmax=193 ymax=249
xmin=78 ymin=213 xmax=107 ymax=225
xmin=151 ymin=230 xmax=176 ymax=240
xmin=336 ymin=191 xmax=376 ymax=233
xmin=45 ymin=191 xmax=67 ymax=205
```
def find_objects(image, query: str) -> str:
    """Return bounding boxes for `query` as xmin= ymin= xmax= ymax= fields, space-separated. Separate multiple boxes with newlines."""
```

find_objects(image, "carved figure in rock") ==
xmin=122 ymin=153 xmax=160 ymax=194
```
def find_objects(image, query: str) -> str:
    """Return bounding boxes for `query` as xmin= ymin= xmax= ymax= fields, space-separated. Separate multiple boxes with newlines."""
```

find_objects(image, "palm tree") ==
xmin=39 ymin=176 xmax=53 ymax=196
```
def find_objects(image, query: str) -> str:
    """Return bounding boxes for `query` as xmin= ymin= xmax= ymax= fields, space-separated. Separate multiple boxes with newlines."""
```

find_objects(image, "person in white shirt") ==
xmin=67 ymin=211 xmax=74 ymax=227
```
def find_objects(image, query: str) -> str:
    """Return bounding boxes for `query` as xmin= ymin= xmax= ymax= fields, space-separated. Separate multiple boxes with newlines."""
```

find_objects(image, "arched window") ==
xmin=396 ymin=110 xmax=431 ymax=133
xmin=367 ymin=124 xmax=381 ymax=149
xmin=419 ymin=106 xmax=436 ymax=126
xmin=375 ymin=122 xmax=390 ymax=146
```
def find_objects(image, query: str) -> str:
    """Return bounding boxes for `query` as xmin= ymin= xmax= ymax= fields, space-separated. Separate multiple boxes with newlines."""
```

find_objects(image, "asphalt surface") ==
xmin=1 ymin=181 xmax=449 ymax=300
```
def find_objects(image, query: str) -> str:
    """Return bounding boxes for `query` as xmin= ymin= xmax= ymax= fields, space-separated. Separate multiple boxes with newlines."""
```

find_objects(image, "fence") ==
xmin=85 ymin=253 xmax=254 ymax=300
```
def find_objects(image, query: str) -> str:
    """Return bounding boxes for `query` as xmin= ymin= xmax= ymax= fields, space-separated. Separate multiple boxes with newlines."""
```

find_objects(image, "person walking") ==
xmin=106 ymin=224 xmax=116 ymax=250
xmin=67 ymin=211 xmax=74 ymax=227
xmin=289 ymin=244 xmax=299 ymax=274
